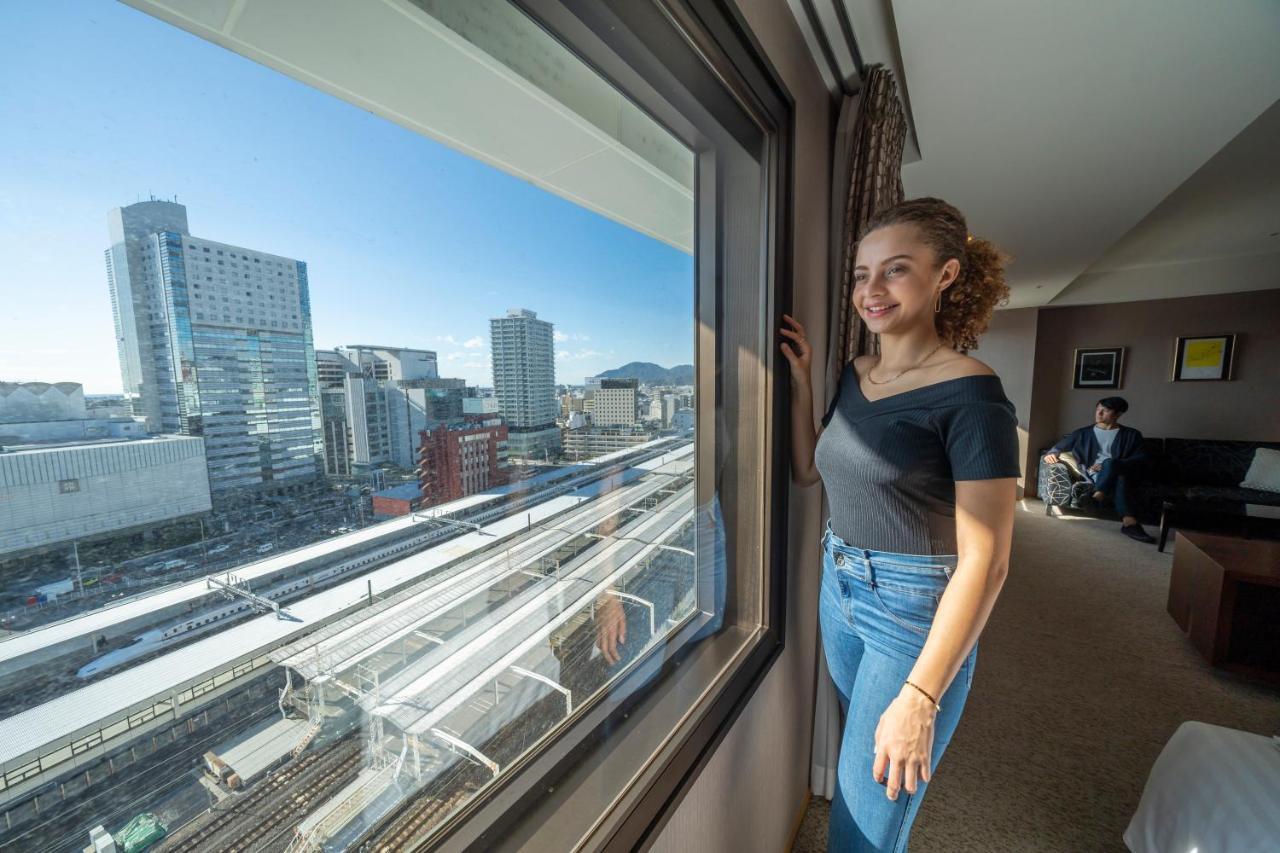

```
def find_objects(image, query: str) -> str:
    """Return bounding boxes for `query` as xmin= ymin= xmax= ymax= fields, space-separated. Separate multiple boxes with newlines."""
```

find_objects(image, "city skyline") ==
xmin=0 ymin=1 xmax=694 ymax=394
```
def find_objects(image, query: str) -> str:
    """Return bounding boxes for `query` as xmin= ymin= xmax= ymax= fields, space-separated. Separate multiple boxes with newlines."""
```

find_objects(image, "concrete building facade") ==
xmin=317 ymin=350 xmax=476 ymax=474
xmin=562 ymin=426 xmax=652 ymax=460
xmin=1 ymin=380 xmax=211 ymax=555
xmin=592 ymin=378 xmax=638 ymax=427
xmin=0 ymin=436 xmax=211 ymax=557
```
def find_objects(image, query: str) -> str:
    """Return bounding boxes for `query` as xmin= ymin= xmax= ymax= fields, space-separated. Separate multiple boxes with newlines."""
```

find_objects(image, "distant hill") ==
xmin=592 ymin=362 xmax=694 ymax=386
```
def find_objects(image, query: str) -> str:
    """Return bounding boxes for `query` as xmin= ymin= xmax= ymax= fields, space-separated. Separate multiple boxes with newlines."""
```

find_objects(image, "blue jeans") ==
xmin=820 ymin=526 xmax=978 ymax=852
xmin=1088 ymin=458 xmax=1134 ymax=518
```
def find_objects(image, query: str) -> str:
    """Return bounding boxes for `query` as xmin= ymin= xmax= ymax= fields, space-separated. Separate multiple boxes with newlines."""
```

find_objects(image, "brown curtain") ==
xmin=812 ymin=64 xmax=908 ymax=801
xmin=825 ymin=64 xmax=908 ymax=383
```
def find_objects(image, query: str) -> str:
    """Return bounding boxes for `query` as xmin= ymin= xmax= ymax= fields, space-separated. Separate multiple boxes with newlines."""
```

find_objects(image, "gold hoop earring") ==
xmin=934 ymin=291 xmax=943 ymax=313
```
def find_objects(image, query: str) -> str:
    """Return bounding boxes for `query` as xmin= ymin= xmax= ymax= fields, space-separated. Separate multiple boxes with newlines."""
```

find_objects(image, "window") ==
xmin=0 ymin=0 xmax=786 ymax=850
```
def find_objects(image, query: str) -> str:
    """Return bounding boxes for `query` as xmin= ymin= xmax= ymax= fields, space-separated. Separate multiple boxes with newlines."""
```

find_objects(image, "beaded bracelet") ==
xmin=903 ymin=679 xmax=941 ymax=712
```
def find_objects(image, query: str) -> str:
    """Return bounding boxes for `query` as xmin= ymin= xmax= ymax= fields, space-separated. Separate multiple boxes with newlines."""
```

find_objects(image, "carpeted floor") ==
xmin=792 ymin=499 xmax=1280 ymax=852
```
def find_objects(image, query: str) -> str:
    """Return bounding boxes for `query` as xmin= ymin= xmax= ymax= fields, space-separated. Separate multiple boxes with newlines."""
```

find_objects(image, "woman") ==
xmin=780 ymin=197 xmax=1018 ymax=851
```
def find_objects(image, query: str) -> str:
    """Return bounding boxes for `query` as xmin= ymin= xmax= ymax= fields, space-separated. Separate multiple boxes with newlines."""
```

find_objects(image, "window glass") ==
xmin=0 ymin=0 xmax=774 ymax=850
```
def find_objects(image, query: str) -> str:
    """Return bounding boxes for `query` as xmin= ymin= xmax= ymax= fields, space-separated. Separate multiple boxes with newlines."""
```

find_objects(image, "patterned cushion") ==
xmin=1037 ymin=457 xmax=1094 ymax=508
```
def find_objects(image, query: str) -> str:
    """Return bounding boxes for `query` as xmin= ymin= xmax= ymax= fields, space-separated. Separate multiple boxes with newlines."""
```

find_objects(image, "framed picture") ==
xmin=1173 ymin=334 xmax=1235 ymax=381
xmin=1073 ymin=347 xmax=1125 ymax=389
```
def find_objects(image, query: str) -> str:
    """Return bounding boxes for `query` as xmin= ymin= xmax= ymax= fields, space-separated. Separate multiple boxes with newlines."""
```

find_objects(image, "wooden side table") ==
xmin=1166 ymin=531 xmax=1280 ymax=683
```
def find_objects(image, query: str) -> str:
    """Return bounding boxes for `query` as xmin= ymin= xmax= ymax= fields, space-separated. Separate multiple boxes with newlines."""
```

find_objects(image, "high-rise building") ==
xmin=315 ymin=350 xmax=354 ymax=477
xmin=317 ymin=349 xmax=477 ymax=475
xmin=386 ymin=378 xmax=468 ymax=469
xmin=489 ymin=308 xmax=560 ymax=459
xmin=105 ymin=200 xmax=321 ymax=493
xmin=337 ymin=346 xmax=445 ymax=470
xmin=593 ymin=378 xmax=638 ymax=427
xmin=344 ymin=373 xmax=392 ymax=467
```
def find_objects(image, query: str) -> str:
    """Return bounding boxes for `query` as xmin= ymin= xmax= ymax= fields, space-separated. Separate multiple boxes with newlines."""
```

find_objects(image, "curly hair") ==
xmin=861 ymin=197 xmax=1010 ymax=353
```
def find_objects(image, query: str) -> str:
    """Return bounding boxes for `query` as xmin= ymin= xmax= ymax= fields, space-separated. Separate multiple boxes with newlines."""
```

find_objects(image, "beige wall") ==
xmin=1027 ymin=288 xmax=1280 ymax=493
xmin=650 ymin=1 xmax=831 ymax=850
xmin=973 ymin=307 xmax=1039 ymax=489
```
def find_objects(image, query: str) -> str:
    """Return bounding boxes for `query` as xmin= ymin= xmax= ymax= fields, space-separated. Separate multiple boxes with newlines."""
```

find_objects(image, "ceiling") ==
xmin=788 ymin=0 xmax=1280 ymax=309
xmin=122 ymin=0 xmax=695 ymax=254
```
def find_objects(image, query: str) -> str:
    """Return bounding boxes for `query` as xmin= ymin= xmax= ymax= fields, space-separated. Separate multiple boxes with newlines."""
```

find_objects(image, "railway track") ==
xmin=157 ymin=731 xmax=360 ymax=852
xmin=367 ymin=782 xmax=481 ymax=853
xmin=218 ymin=747 xmax=363 ymax=853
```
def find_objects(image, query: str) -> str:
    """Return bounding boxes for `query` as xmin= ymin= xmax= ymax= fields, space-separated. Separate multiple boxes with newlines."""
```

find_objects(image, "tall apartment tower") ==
xmin=106 ymin=199 xmax=322 ymax=493
xmin=489 ymin=308 xmax=561 ymax=459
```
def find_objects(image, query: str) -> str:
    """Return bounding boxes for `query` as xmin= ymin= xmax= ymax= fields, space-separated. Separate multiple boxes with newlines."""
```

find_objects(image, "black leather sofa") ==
xmin=1036 ymin=437 xmax=1280 ymax=522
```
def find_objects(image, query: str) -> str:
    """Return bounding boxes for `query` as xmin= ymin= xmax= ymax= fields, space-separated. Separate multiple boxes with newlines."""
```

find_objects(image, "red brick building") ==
xmin=417 ymin=418 xmax=509 ymax=507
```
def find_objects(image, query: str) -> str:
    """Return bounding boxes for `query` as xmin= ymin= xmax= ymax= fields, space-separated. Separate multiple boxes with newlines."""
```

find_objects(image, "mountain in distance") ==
xmin=592 ymin=362 xmax=694 ymax=386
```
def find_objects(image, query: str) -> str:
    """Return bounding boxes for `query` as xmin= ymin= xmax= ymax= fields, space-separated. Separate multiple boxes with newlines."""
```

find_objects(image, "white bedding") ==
xmin=1125 ymin=721 xmax=1280 ymax=852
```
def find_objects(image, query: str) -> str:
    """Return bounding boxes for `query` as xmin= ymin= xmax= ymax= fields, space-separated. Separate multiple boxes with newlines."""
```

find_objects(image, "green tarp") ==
xmin=117 ymin=813 xmax=167 ymax=853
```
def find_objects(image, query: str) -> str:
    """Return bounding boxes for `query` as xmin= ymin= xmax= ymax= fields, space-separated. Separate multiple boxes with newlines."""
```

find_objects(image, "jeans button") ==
xmin=834 ymin=554 xmax=845 ymax=567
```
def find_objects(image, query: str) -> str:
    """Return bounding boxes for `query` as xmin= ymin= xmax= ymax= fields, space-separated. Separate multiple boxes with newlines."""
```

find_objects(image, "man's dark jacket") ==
xmin=1050 ymin=424 xmax=1148 ymax=470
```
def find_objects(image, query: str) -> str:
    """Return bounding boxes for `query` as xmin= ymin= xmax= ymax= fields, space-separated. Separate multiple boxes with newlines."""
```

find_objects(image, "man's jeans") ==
xmin=820 ymin=526 xmax=977 ymax=852
xmin=1089 ymin=458 xmax=1136 ymax=519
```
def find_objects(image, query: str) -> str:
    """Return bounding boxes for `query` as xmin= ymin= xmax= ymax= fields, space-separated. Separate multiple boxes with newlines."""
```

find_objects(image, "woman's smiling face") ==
xmin=852 ymin=223 xmax=957 ymax=336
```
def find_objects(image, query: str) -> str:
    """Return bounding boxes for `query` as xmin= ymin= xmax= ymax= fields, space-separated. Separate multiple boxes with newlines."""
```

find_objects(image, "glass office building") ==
xmin=106 ymin=201 xmax=322 ymax=492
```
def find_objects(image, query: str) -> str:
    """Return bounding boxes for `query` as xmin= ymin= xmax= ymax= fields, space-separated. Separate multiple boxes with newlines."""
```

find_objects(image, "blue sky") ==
xmin=0 ymin=1 xmax=694 ymax=393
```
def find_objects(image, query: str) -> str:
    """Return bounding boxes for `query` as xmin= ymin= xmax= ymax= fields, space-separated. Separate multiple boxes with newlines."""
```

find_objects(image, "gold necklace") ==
xmin=866 ymin=342 xmax=945 ymax=385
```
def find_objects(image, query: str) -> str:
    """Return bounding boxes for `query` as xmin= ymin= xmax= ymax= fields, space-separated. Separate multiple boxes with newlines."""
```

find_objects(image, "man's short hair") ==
xmin=1098 ymin=396 xmax=1129 ymax=414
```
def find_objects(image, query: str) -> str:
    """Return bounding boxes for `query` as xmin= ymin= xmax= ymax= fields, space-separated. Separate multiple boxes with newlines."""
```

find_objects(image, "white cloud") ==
xmin=463 ymin=336 xmax=484 ymax=349
xmin=553 ymin=330 xmax=569 ymax=343
xmin=434 ymin=334 xmax=457 ymax=345
xmin=558 ymin=348 xmax=604 ymax=361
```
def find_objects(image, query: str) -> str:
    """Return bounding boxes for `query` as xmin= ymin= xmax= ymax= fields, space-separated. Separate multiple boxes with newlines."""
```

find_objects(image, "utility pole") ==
xmin=72 ymin=541 xmax=83 ymax=598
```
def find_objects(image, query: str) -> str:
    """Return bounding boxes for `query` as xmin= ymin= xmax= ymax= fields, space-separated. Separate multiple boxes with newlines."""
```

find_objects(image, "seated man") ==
xmin=1043 ymin=396 xmax=1157 ymax=543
